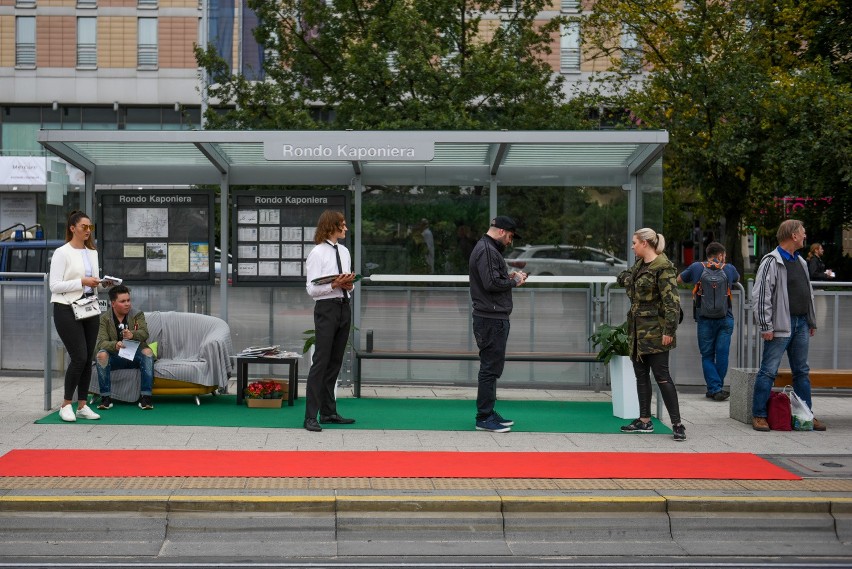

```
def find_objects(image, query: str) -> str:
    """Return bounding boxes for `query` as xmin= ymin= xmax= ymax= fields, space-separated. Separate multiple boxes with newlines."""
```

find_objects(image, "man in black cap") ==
xmin=468 ymin=215 xmax=527 ymax=433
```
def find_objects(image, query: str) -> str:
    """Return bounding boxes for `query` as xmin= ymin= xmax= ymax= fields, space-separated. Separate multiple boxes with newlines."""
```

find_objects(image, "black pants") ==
xmin=304 ymin=299 xmax=351 ymax=420
xmin=473 ymin=315 xmax=510 ymax=420
xmin=54 ymin=303 xmax=99 ymax=402
xmin=631 ymin=350 xmax=681 ymax=424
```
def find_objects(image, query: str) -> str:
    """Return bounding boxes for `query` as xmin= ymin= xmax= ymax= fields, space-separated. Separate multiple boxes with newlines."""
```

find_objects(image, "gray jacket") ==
xmin=752 ymin=248 xmax=816 ymax=337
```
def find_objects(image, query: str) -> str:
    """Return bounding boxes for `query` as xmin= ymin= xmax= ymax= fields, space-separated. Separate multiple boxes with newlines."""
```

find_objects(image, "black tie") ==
xmin=332 ymin=243 xmax=348 ymax=301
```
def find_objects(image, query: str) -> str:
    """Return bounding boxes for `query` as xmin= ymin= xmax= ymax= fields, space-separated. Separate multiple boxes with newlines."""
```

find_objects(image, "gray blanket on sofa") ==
xmin=89 ymin=311 xmax=234 ymax=403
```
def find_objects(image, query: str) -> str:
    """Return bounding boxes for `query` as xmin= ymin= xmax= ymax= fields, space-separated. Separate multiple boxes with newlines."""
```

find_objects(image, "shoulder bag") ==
xmin=71 ymin=295 xmax=101 ymax=320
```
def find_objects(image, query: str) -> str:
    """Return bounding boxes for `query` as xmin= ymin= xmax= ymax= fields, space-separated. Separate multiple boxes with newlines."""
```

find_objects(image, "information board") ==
xmin=97 ymin=190 xmax=215 ymax=285
xmin=232 ymin=191 xmax=350 ymax=286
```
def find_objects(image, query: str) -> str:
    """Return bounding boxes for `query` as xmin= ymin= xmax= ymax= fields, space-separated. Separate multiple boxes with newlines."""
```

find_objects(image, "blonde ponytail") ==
xmin=634 ymin=227 xmax=665 ymax=254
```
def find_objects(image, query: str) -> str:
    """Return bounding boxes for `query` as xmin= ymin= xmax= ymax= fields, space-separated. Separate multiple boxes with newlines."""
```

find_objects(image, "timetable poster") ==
xmin=97 ymin=190 xmax=215 ymax=285
xmin=232 ymin=190 xmax=350 ymax=286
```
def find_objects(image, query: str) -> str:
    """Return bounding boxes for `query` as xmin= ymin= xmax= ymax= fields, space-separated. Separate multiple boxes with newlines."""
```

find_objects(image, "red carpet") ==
xmin=0 ymin=449 xmax=798 ymax=480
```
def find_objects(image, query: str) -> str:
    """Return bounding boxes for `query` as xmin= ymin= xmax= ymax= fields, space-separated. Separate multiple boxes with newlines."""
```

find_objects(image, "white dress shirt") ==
xmin=305 ymin=240 xmax=352 ymax=301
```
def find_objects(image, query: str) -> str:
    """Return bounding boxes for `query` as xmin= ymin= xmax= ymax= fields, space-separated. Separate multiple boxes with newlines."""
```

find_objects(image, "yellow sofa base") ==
xmin=152 ymin=377 xmax=218 ymax=397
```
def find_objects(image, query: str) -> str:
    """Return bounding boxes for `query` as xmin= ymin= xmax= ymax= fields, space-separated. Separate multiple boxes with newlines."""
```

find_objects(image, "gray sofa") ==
xmin=89 ymin=311 xmax=234 ymax=404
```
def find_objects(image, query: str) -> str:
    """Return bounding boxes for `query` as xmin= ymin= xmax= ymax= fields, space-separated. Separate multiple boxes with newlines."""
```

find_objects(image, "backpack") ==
xmin=692 ymin=261 xmax=730 ymax=319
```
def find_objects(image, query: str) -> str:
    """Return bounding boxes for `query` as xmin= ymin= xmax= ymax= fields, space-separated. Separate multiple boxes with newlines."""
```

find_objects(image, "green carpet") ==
xmin=36 ymin=395 xmax=670 ymax=434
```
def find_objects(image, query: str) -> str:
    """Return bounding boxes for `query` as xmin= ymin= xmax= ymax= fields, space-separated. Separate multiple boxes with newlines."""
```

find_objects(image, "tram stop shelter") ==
xmin=38 ymin=129 xmax=668 ymax=321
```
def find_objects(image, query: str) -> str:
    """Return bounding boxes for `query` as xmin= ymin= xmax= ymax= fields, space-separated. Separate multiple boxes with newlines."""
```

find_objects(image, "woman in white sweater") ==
xmin=49 ymin=211 xmax=109 ymax=422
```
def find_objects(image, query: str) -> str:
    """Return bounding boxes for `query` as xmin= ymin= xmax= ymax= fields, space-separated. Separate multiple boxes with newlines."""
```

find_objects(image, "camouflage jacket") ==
xmin=617 ymin=253 xmax=680 ymax=358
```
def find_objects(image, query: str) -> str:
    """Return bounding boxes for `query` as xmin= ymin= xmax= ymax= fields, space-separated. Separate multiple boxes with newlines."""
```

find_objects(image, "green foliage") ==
xmin=196 ymin=0 xmax=592 ymax=131
xmin=589 ymin=322 xmax=629 ymax=365
xmin=578 ymin=0 xmax=852 ymax=269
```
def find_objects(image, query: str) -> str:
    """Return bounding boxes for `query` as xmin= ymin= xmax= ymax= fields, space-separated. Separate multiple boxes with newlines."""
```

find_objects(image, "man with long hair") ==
xmin=303 ymin=210 xmax=357 ymax=432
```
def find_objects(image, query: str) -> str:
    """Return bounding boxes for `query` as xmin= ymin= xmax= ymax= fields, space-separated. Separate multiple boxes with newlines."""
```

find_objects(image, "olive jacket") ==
xmin=95 ymin=307 xmax=152 ymax=357
xmin=617 ymin=253 xmax=681 ymax=359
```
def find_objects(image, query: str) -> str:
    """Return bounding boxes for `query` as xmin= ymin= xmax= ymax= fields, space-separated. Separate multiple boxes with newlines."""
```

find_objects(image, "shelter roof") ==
xmin=38 ymin=130 xmax=667 ymax=187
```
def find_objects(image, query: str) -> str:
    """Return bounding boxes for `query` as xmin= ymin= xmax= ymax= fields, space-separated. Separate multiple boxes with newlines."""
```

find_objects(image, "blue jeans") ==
xmin=96 ymin=349 xmax=154 ymax=397
xmin=696 ymin=315 xmax=734 ymax=395
xmin=473 ymin=316 xmax=510 ymax=421
xmin=752 ymin=315 xmax=812 ymax=418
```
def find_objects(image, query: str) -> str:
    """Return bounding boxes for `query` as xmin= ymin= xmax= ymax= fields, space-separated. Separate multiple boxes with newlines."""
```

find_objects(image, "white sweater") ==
xmin=49 ymin=242 xmax=104 ymax=305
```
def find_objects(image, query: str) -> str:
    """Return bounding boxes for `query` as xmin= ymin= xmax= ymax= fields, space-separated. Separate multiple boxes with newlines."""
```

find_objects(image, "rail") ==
xmin=0 ymin=272 xmax=52 ymax=410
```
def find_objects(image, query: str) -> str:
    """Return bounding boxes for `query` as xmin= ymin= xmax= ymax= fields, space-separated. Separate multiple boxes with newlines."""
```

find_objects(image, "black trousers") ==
xmin=54 ymin=303 xmax=99 ymax=402
xmin=304 ymin=299 xmax=351 ymax=420
xmin=631 ymin=350 xmax=682 ymax=425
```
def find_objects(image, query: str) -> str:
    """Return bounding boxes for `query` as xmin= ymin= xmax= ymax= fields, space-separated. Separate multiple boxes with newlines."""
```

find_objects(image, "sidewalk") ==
xmin=2 ymin=374 xmax=852 ymax=558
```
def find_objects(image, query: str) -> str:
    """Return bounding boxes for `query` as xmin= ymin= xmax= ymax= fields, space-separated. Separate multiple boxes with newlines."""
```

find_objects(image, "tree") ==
xmin=196 ymin=0 xmax=587 ymax=131
xmin=578 ymin=0 xmax=851 ymax=270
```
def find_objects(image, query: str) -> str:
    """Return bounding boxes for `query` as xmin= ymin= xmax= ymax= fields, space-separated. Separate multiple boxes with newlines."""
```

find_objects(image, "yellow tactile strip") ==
xmin=1 ymin=477 xmax=851 ymax=492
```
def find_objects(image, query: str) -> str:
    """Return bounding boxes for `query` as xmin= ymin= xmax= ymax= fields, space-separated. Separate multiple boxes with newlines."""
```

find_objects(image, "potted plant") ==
xmin=589 ymin=322 xmax=639 ymax=419
xmin=244 ymin=379 xmax=285 ymax=408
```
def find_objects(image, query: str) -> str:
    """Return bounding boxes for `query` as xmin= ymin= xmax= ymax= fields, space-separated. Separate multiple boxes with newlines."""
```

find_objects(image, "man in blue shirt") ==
xmin=677 ymin=242 xmax=740 ymax=401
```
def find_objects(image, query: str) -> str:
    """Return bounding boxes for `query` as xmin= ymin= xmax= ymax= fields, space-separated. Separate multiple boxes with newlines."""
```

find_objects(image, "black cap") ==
xmin=490 ymin=216 xmax=521 ymax=240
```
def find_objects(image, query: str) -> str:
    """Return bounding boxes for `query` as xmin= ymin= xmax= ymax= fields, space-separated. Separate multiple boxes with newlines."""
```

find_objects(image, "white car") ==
xmin=505 ymin=245 xmax=628 ymax=277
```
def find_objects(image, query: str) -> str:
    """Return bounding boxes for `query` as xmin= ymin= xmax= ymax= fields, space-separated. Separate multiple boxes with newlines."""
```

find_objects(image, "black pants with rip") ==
xmin=631 ymin=350 xmax=682 ymax=424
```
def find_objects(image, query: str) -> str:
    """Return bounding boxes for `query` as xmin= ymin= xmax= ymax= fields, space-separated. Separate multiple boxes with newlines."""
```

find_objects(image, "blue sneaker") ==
xmin=492 ymin=410 xmax=514 ymax=427
xmin=476 ymin=414 xmax=511 ymax=433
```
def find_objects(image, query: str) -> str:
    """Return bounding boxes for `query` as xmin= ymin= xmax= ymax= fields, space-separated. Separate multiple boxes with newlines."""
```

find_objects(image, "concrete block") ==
xmin=729 ymin=368 xmax=759 ymax=424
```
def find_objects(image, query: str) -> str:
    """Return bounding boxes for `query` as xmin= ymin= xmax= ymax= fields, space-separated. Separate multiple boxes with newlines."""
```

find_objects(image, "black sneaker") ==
xmin=138 ymin=395 xmax=153 ymax=410
xmin=673 ymin=423 xmax=686 ymax=441
xmin=712 ymin=390 xmax=730 ymax=401
xmin=620 ymin=418 xmax=654 ymax=433
xmin=97 ymin=396 xmax=113 ymax=410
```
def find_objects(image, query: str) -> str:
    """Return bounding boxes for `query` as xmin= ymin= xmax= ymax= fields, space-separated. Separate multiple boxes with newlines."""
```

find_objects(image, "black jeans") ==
xmin=631 ymin=350 xmax=682 ymax=425
xmin=473 ymin=315 xmax=510 ymax=421
xmin=53 ymin=303 xmax=99 ymax=402
xmin=304 ymin=299 xmax=351 ymax=420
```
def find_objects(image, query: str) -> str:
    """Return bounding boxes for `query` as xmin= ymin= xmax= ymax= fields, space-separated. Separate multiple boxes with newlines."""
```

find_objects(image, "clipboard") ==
xmin=311 ymin=274 xmax=363 ymax=285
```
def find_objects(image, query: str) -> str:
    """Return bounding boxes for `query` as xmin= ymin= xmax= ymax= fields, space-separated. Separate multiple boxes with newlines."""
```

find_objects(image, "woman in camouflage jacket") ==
xmin=615 ymin=228 xmax=686 ymax=441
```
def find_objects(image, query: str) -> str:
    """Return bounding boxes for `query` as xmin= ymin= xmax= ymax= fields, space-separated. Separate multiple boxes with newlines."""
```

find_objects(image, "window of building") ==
xmin=137 ymin=18 xmax=158 ymax=69
xmin=621 ymin=25 xmax=642 ymax=71
xmin=561 ymin=0 xmax=580 ymax=11
xmin=15 ymin=17 xmax=37 ymax=69
xmin=560 ymin=22 xmax=580 ymax=72
xmin=77 ymin=0 xmax=97 ymax=8
xmin=138 ymin=0 xmax=157 ymax=8
xmin=15 ymin=0 xmax=36 ymax=8
xmin=77 ymin=17 xmax=97 ymax=69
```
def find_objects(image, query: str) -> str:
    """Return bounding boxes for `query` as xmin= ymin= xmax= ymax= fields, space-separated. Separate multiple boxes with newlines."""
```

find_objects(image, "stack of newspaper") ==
xmin=237 ymin=345 xmax=301 ymax=358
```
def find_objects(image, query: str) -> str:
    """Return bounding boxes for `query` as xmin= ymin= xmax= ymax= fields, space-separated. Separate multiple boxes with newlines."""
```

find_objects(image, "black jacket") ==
xmin=469 ymin=235 xmax=517 ymax=319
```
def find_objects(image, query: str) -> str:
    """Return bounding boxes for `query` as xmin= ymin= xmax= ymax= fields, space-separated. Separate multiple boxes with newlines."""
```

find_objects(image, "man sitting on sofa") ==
xmin=95 ymin=285 xmax=156 ymax=410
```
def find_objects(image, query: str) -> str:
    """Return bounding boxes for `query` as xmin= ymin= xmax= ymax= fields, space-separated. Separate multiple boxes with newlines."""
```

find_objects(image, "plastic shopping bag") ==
xmin=788 ymin=388 xmax=814 ymax=431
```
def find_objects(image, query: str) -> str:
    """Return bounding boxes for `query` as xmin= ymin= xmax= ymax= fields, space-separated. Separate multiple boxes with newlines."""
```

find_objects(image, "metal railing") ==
xmin=0 ymin=273 xmax=52 ymax=410
xmin=7 ymin=273 xmax=850 ymax=411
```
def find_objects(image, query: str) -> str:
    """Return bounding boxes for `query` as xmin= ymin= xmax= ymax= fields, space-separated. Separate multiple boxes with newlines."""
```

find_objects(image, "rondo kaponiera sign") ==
xmin=263 ymin=133 xmax=434 ymax=162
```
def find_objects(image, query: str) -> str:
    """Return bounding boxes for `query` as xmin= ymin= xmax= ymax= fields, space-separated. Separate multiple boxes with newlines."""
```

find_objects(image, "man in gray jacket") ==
xmin=751 ymin=219 xmax=826 ymax=432
xmin=469 ymin=216 xmax=527 ymax=433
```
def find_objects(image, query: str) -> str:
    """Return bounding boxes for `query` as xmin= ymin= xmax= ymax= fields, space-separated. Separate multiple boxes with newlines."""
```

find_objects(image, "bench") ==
xmin=774 ymin=369 xmax=852 ymax=389
xmin=352 ymin=350 xmax=601 ymax=398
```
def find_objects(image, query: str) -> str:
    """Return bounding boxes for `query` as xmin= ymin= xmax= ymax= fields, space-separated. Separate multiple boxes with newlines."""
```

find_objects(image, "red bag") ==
xmin=767 ymin=390 xmax=792 ymax=431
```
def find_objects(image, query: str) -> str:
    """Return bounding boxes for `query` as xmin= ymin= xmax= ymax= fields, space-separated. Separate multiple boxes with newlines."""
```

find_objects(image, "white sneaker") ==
xmin=75 ymin=405 xmax=100 ymax=420
xmin=58 ymin=404 xmax=76 ymax=422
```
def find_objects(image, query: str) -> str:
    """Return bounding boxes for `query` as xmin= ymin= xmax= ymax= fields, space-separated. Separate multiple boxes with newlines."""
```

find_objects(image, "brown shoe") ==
xmin=752 ymin=417 xmax=770 ymax=432
xmin=813 ymin=418 xmax=827 ymax=431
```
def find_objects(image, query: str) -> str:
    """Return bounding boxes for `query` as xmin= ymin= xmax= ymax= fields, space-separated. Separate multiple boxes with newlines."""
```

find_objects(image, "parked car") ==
xmin=505 ymin=245 xmax=628 ymax=277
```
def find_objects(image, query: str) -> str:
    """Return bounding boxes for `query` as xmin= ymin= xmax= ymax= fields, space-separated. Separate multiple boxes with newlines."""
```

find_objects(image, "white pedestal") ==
xmin=609 ymin=356 xmax=640 ymax=419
